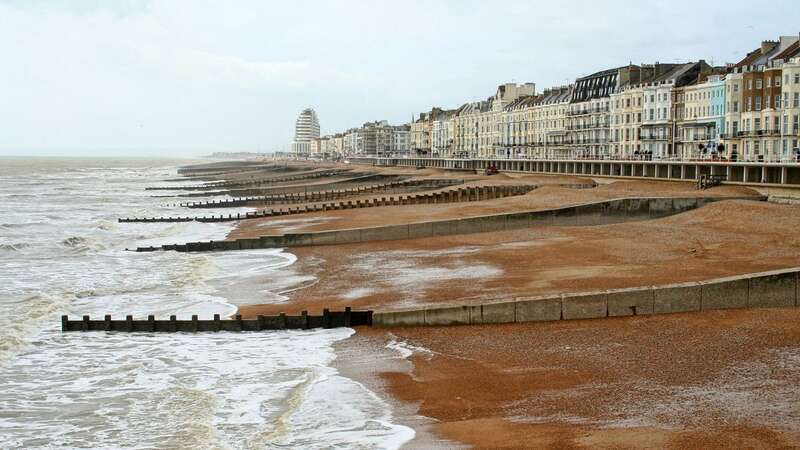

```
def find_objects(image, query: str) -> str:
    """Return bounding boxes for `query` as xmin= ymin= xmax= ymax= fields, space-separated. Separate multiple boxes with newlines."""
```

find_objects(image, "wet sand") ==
xmin=237 ymin=199 xmax=800 ymax=317
xmin=340 ymin=307 xmax=800 ymax=449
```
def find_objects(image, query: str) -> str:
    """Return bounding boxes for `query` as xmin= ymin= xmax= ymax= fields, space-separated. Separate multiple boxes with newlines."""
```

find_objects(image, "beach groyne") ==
xmin=180 ymin=179 xmax=463 ymax=209
xmin=155 ymin=173 xmax=409 ymax=198
xmin=146 ymin=169 xmax=351 ymax=191
xmin=62 ymin=308 xmax=372 ymax=332
xmin=131 ymin=195 xmax=763 ymax=252
xmin=372 ymin=267 xmax=799 ymax=327
xmin=120 ymin=184 xmax=534 ymax=224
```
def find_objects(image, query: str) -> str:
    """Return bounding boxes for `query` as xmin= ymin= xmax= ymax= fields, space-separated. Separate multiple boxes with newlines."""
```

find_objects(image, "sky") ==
xmin=1 ymin=0 xmax=798 ymax=157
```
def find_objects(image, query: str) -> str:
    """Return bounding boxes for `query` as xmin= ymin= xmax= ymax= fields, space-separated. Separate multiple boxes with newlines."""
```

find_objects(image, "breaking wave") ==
xmin=0 ymin=242 xmax=32 ymax=252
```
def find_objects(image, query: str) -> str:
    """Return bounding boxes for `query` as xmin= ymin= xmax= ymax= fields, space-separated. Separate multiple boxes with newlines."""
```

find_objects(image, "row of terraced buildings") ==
xmin=300 ymin=35 xmax=800 ymax=163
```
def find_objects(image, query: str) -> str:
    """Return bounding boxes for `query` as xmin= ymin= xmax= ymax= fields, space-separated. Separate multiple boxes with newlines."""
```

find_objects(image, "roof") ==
xmin=455 ymin=100 xmax=491 ymax=116
xmin=774 ymin=40 xmax=800 ymax=61
xmin=575 ymin=66 xmax=628 ymax=82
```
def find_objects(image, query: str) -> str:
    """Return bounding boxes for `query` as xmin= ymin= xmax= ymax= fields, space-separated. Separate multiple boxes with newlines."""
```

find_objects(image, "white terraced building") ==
xmin=291 ymin=108 xmax=320 ymax=155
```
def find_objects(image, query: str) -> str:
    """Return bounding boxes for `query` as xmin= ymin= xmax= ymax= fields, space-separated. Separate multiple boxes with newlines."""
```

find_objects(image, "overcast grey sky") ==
xmin=1 ymin=0 xmax=798 ymax=156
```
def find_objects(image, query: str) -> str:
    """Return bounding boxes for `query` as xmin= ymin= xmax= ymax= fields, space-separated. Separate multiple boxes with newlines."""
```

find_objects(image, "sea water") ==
xmin=0 ymin=157 xmax=413 ymax=449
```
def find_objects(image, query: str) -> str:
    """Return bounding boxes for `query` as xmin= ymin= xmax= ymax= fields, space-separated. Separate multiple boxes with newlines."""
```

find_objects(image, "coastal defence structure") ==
xmin=61 ymin=267 xmax=799 ymax=332
xmin=62 ymin=308 xmax=372 ymax=332
xmin=120 ymin=184 xmax=533 ymax=224
xmin=372 ymin=267 xmax=800 ymax=327
xmin=354 ymin=157 xmax=800 ymax=188
xmin=131 ymin=195 xmax=763 ymax=252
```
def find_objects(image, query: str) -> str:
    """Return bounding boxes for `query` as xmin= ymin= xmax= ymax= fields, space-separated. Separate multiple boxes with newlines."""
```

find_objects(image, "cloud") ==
xmin=0 ymin=0 xmax=797 ymax=156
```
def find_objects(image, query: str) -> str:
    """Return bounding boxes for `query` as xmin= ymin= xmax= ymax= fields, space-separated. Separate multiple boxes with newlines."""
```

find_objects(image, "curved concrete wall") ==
xmin=373 ymin=267 xmax=800 ymax=327
xmin=134 ymin=195 xmax=762 ymax=252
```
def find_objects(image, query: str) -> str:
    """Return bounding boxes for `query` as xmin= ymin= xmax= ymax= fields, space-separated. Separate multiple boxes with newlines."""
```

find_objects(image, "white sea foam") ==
xmin=386 ymin=339 xmax=433 ymax=359
xmin=0 ymin=158 xmax=413 ymax=449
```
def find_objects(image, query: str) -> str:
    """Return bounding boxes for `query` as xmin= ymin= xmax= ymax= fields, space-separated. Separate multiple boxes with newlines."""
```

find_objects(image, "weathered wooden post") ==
xmin=104 ymin=314 xmax=112 ymax=331
xmin=191 ymin=314 xmax=198 ymax=332
xmin=148 ymin=315 xmax=156 ymax=332
xmin=81 ymin=315 xmax=90 ymax=332
xmin=170 ymin=315 xmax=177 ymax=332
xmin=213 ymin=314 xmax=221 ymax=332
xmin=344 ymin=307 xmax=352 ymax=327
xmin=279 ymin=313 xmax=287 ymax=330
xmin=61 ymin=315 xmax=68 ymax=332
xmin=126 ymin=315 xmax=133 ymax=332
xmin=235 ymin=314 xmax=243 ymax=331
xmin=323 ymin=308 xmax=331 ymax=329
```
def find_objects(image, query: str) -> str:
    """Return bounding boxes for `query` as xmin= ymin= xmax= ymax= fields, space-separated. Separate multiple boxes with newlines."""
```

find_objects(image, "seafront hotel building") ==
xmin=290 ymin=35 xmax=800 ymax=163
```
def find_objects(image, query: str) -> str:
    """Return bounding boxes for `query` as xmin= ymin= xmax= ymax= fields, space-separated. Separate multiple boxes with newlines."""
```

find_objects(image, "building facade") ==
xmin=431 ymin=110 xmax=456 ymax=157
xmin=566 ymin=67 xmax=631 ymax=158
xmin=675 ymin=74 xmax=726 ymax=159
xmin=453 ymin=101 xmax=490 ymax=158
xmin=724 ymin=36 xmax=800 ymax=162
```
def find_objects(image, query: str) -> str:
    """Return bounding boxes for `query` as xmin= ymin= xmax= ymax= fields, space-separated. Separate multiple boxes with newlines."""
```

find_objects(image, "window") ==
xmin=795 ymin=74 xmax=800 ymax=84
xmin=733 ymin=83 xmax=739 ymax=92
xmin=794 ymin=115 xmax=799 ymax=134
xmin=756 ymin=79 xmax=762 ymax=89
xmin=776 ymin=95 xmax=782 ymax=109
xmin=747 ymin=79 xmax=752 ymax=90
xmin=755 ymin=118 xmax=761 ymax=131
xmin=776 ymin=76 xmax=781 ymax=86
xmin=795 ymin=93 xmax=800 ymax=108
xmin=785 ymin=75 xmax=790 ymax=85
xmin=767 ymin=77 xmax=772 ymax=88
xmin=766 ymin=96 xmax=771 ymax=109
xmin=733 ymin=101 xmax=739 ymax=113
xmin=784 ymin=115 xmax=789 ymax=133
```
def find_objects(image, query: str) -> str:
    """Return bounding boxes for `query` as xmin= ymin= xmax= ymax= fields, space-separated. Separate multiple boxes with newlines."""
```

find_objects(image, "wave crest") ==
xmin=60 ymin=236 xmax=107 ymax=252
xmin=0 ymin=242 xmax=32 ymax=252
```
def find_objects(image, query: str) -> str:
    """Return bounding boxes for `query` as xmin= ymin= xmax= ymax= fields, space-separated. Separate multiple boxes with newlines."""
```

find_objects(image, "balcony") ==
xmin=566 ymin=106 xmax=610 ymax=116
xmin=734 ymin=129 xmax=782 ymax=137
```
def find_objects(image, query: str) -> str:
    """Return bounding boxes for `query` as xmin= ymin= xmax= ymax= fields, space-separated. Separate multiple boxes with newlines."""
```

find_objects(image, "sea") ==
xmin=0 ymin=157 xmax=414 ymax=449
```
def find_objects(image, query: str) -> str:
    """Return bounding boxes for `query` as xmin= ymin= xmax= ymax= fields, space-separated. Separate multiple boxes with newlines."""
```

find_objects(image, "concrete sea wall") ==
xmin=133 ymin=195 xmax=762 ymax=252
xmin=373 ymin=267 xmax=800 ymax=327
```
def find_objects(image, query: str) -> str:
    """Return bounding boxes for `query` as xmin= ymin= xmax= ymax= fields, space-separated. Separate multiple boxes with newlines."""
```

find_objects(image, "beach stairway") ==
xmin=61 ymin=308 xmax=372 ymax=332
